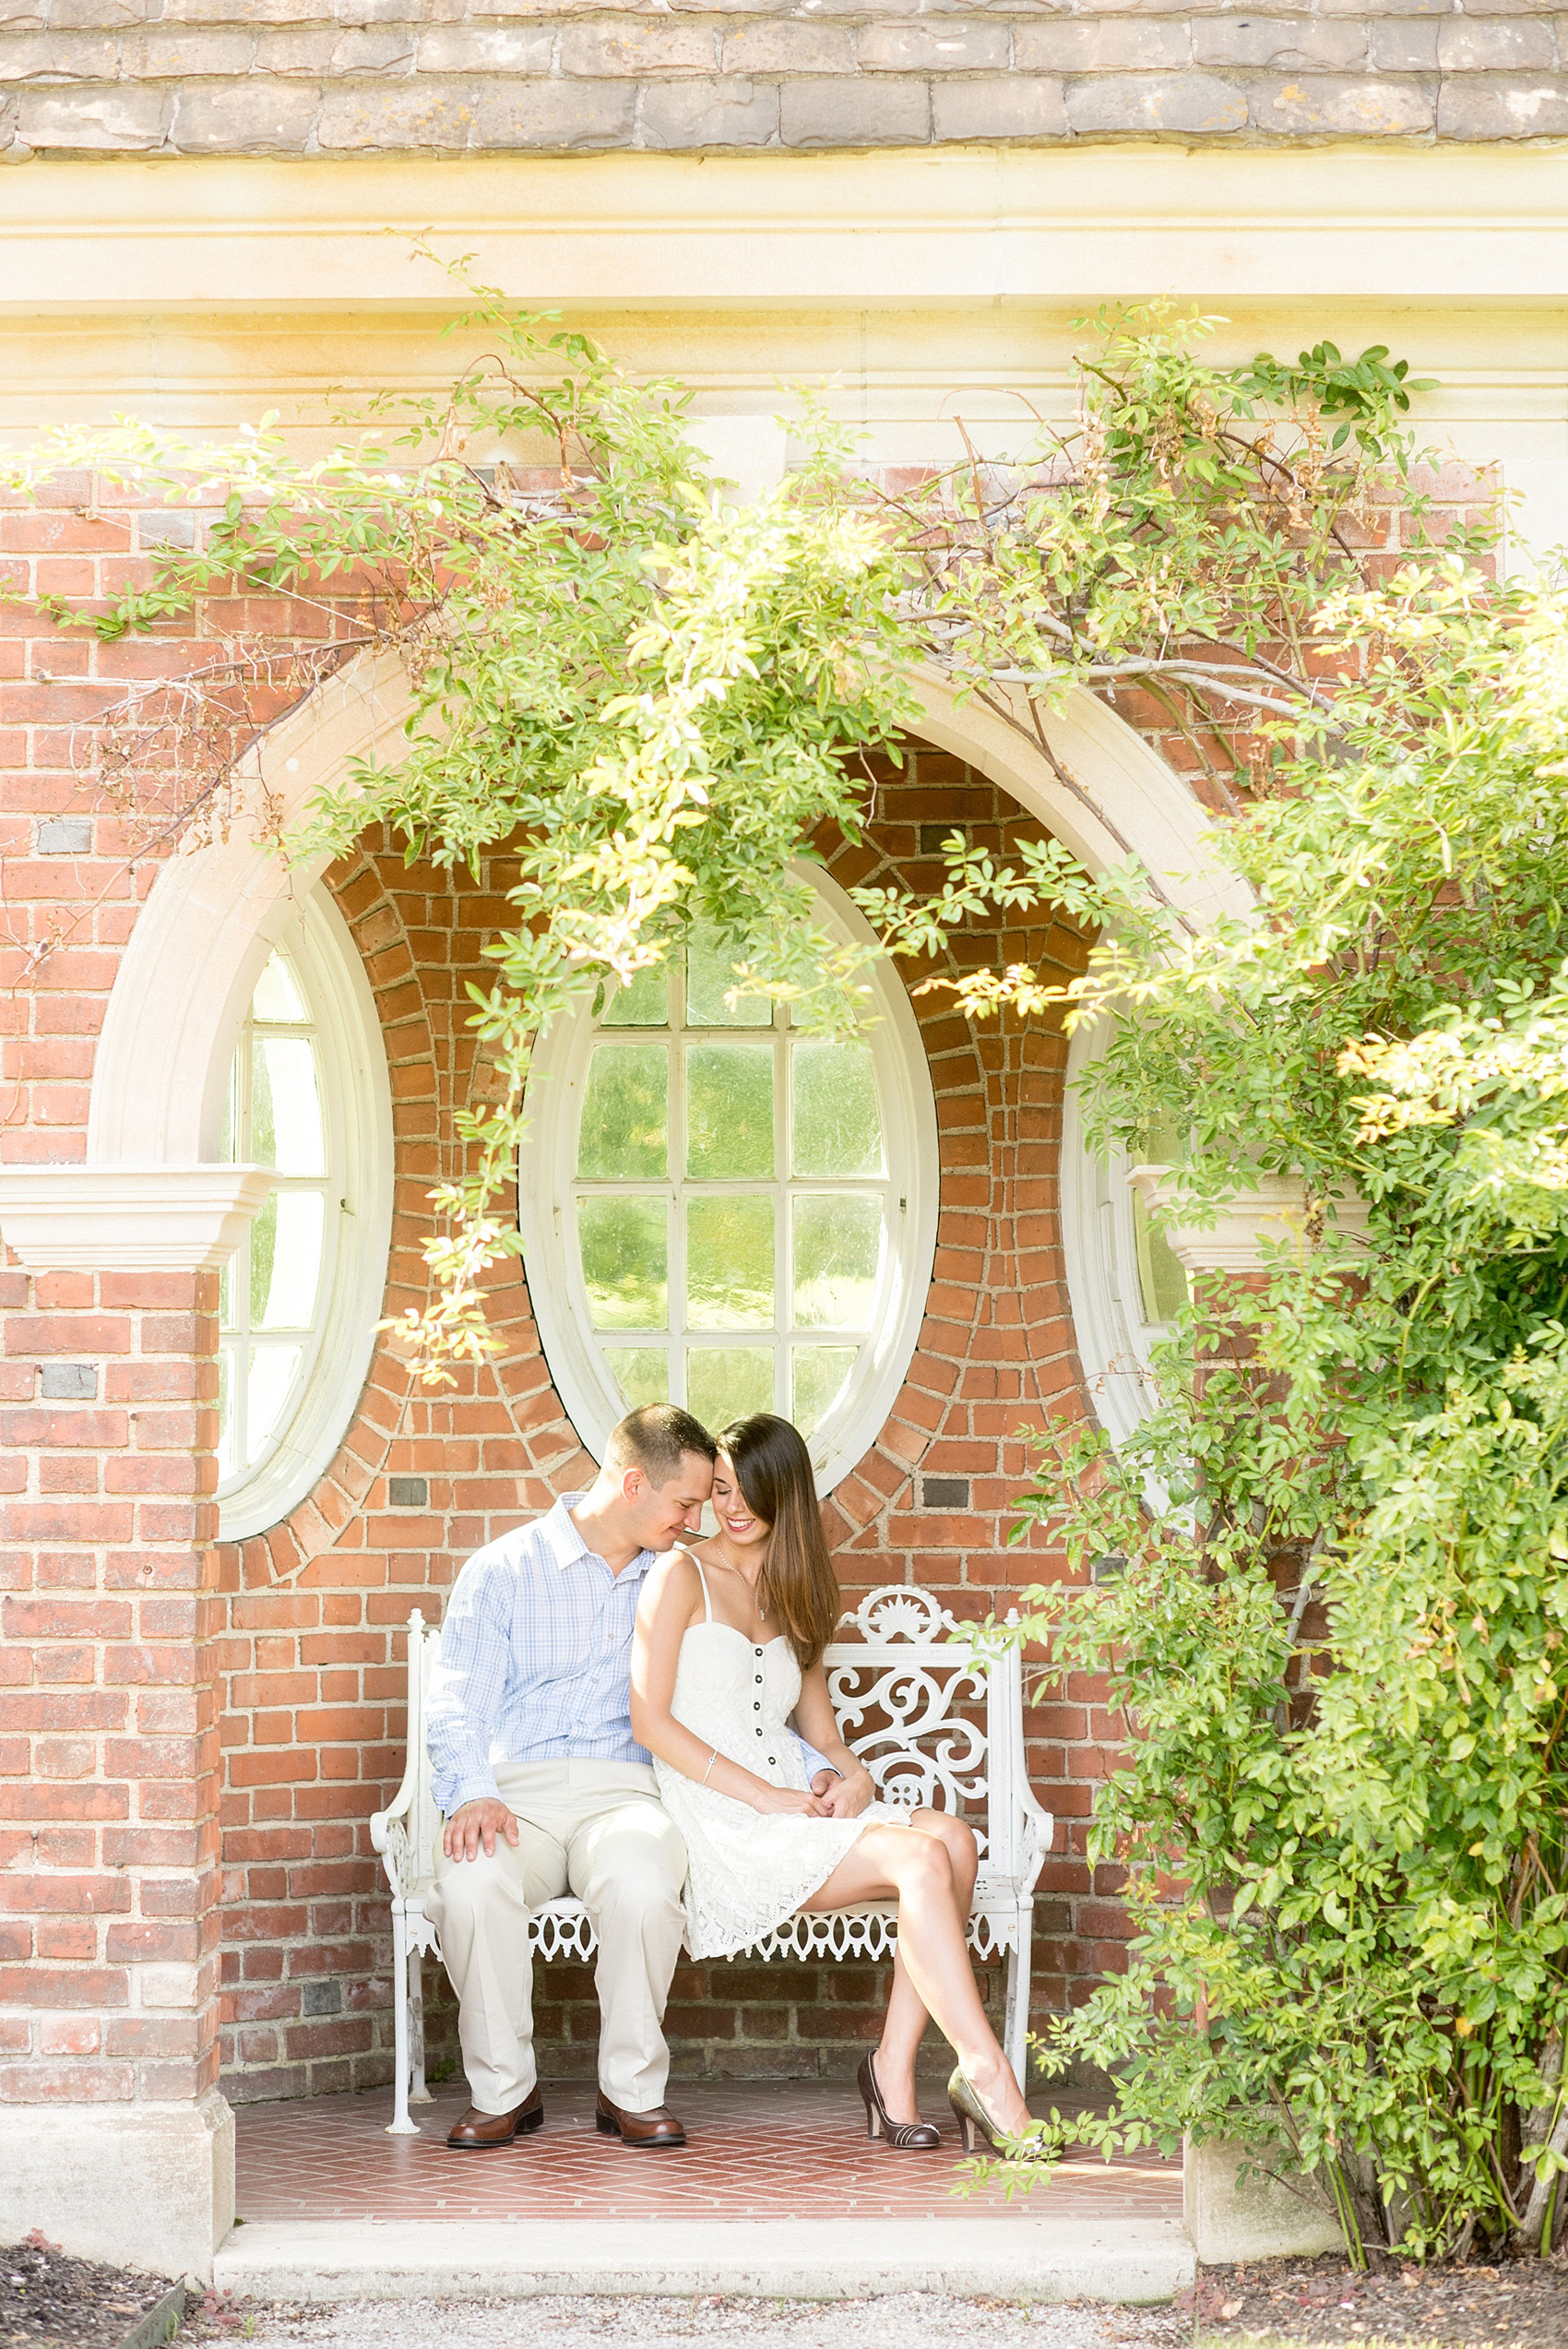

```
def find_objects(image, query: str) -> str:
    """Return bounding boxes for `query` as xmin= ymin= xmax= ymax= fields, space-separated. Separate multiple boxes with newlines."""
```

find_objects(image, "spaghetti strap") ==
xmin=682 ymin=1545 xmax=714 ymax=1622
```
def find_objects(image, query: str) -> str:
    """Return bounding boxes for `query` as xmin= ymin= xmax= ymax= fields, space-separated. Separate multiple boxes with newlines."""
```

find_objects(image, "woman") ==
xmin=631 ymin=1410 xmax=1037 ymax=2152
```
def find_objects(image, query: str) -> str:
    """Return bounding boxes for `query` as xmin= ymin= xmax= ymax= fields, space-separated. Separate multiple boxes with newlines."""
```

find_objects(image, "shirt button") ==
xmin=754 ymin=1646 xmax=763 ymax=1656
xmin=753 ymin=1700 xmax=761 ymax=1711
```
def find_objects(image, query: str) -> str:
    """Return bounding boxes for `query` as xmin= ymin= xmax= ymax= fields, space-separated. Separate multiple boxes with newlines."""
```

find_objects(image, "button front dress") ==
xmin=652 ymin=1556 xmax=912 ymax=1959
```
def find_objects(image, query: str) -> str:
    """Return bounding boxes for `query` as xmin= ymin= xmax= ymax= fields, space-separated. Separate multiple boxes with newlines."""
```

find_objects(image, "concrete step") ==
xmin=215 ymin=2215 xmax=1194 ymax=2304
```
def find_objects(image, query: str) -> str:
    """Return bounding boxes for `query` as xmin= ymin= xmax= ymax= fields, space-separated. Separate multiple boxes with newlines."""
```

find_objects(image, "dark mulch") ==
xmin=1190 ymin=2249 xmax=1568 ymax=2345
xmin=1 ymin=2236 xmax=177 ymax=2349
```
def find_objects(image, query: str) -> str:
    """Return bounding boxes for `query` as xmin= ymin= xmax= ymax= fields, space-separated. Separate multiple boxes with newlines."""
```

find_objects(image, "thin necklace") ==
xmin=712 ymin=1535 xmax=768 ymax=1621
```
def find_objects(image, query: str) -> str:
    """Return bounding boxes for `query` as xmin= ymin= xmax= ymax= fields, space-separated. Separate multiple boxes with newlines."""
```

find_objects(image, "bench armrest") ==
xmin=1016 ymin=1782 xmax=1053 ymax=1898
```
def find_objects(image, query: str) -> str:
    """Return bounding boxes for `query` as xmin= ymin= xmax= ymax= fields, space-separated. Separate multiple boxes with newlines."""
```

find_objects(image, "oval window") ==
xmin=214 ymin=890 xmax=394 ymax=1542
xmin=519 ymin=869 xmax=938 ymax=1492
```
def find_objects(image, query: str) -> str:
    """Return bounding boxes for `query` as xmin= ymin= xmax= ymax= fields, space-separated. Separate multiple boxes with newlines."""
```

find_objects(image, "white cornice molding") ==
xmin=1128 ymin=1166 xmax=1372 ymax=1276
xmin=7 ymin=149 xmax=1568 ymax=316
xmin=0 ymin=1165 xmax=277 ymax=1273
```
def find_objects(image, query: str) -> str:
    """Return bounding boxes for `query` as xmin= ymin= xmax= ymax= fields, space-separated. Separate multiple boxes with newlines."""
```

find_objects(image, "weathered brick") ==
xmin=1190 ymin=17 xmax=1370 ymax=71
xmin=1251 ymin=72 xmax=1435 ymax=136
xmin=1064 ymin=68 xmax=1247 ymax=135
xmin=315 ymin=75 xmax=473 ymax=147
xmin=719 ymin=21 xmax=857 ymax=77
xmin=1436 ymin=75 xmax=1568 ymax=136
xmin=415 ymin=23 xmax=552 ymax=75
xmin=469 ymin=76 xmax=635 ymax=147
xmin=15 ymin=84 xmax=168 ymax=147
xmin=558 ymin=20 xmax=718 ymax=77
xmin=640 ymin=74 xmax=778 ymax=148
xmin=778 ymin=73 xmax=931 ymax=146
xmin=1015 ymin=20 xmax=1190 ymax=73
xmin=856 ymin=22 xmax=1009 ymax=74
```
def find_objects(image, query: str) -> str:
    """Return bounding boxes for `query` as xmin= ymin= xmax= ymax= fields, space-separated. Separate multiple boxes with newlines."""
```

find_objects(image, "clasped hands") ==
xmin=443 ymin=1762 xmax=876 ymax=1857
xmin=753 ymin=1764 xmax=874 ymax=1820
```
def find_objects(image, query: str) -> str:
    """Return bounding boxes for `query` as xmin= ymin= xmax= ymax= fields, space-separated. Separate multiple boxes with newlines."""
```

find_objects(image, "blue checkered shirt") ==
xmin=425 ymin=1494 xmax=831 ymax=1812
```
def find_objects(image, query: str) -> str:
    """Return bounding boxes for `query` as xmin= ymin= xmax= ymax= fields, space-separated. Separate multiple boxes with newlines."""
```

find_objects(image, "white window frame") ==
xmin=518 ymin=864 xmax=939 ymax=1495
xmin=1061 ymin=1005 xmax=1179 ymax=1453
xmin=206 ymin=887 xmax=395 ymax=1544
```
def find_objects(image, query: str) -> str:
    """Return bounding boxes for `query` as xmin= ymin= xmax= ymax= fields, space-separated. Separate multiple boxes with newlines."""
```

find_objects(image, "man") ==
xmin=425 ymin=1402 xmax=838 ymax=2152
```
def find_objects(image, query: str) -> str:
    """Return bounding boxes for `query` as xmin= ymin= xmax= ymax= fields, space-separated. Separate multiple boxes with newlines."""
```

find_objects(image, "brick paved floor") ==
xmin=232 ymin=2080 xmax=1182 ymax=2225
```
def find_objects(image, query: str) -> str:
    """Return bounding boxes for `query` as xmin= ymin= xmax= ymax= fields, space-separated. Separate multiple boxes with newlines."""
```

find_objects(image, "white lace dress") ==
xmin=653 ymin=1563 xmax=914 ymax=1960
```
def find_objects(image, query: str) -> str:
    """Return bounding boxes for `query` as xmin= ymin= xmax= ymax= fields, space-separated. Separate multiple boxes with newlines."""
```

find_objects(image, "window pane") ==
xmin=1133 ymin=1190 xmax=1189 ymax=1326
xmin=255 ymin=1191 xmax=325 ymax=1330
xmin=248 ymin=1193 xmax=276 ymax=1329
xmin=792 ymin=1346 xmax=858 ymax=1438
xmin=686 ymin=1195 xmax=775 ymax=1330
xmin=246 ymin=1343 xmax=302 ymax=1467
xmin=601 ymin=964 xmax=670 ymax=1028
xmin=686 ymin=1041 xmax=774 ymax=1181
xmin=218 ymin=1252 xmax=233 ymax=1332
xmin=605 ymin=1347 xmax=670 ymax=1410
xmin=792 ymin=1193 xmax=883 ymax=1328
xmin=686 ymin=924 xmax=772 ymax=1028
xmin=252 ymin=950 xmax=307 ymax=1023
xmin=686 ymin=1345 xmax=773 ymax=1429
xmin=578 ymin=1043 xmax=669 ymax=1180
xmin=578 ymin=1197 xmax=669 ymax=1330
xmin=791 ymin=1039 xmax=884 ymax=1177
xmin=253 ymin=1035 xmax=326 ymax=1175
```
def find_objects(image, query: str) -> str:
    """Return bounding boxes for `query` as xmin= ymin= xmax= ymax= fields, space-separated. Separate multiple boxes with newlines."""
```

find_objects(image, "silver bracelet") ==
xmin=702 ymin=1747 xmax=719 ymax=1785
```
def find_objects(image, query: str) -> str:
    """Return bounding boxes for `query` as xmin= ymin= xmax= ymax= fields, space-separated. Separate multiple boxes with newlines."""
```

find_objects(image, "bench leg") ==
xmin=410 ymin=1946 xmax=431 ymax=2105
xmin=386 ymin=1910 xmax=421 ymax=2136
xmin=1004 ymin=1908 xmax=1033 ymax=2086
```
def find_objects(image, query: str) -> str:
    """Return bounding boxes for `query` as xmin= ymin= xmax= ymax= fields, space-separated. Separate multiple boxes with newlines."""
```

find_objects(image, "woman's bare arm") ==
xmin=791 ymin=1663 xmax=877 ymax=1817
xmin=631 ymin=1552 xmax=828 ymax=1817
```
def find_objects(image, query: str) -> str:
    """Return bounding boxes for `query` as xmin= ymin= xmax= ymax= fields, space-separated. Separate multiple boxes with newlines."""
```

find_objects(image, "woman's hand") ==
xmin=815 ymin=1764 xmax=875 ymax=1818
xmin=751 ymin=1782 xmax=831 ymax=1818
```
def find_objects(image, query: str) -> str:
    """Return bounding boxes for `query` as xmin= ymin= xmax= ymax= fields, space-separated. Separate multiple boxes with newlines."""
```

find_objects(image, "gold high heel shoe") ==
xmin=946 ymin=2067 xmax=1041 ymax=2155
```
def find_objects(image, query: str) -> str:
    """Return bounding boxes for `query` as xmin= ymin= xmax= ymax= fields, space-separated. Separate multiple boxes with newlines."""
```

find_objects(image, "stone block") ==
xmin=640 ymin=75 xmax=779 ymax=148
xmin=171 ymin=76 xmax=319 ymax=150
xmin=51 ymin=0 xmax=160 ymax=19
xmin=1183 ymin=2132 xmax=1344 ymax=2265
xmin=253 ymin=28 xmax=336 ymax=75
xmin=1016 ymin=19 xmax=1190 ymax=73
xmin=1191 ymin=17 xmax=1369 ymax=71
xmin=118 ymin=28 xmax=254 ymax=78
xmin=0 ymin=30 xmax=117 ymax=79
xmin=1437 ymin=18 xmax=1557 ymax=69
xmin=1251 ymin=73 xmax=1435 ymax=135
xmin=1313 ymin=0 xmax=1444 ymax=17
xmin=417 ymin=24 xmax=554 ymax=75
xmin=932 ymin=73 xmax=1066 ymax=139
xmin=1369 ymin=19 xmax=1441 ymax=71
xmin=1064 ymin=70 xmax=1246 ymax=135
xmin=16 ymin=84 xmax=168 ymax=148
xmin=558 ymin=20 xmax=719 ymax=77
xmin=316 ymin=76 xmax=474 ymax=148
xmin=160 ymin=0 xmax=330 ymax=19
xmin=1437 ymin=76 xmax=1568 ymax=136
xmin=0 ymin=2090 xmax=234 ymax=2280
xmin=40 ymin=1363 xmax=96 ymax=1400
xmin=779 ymin=72 xmax=931 ymax=144
xmin=36 ymin=817 xmax=93 ymax=855
xmin=720 ymin=20 xmax=857 ymax=77
xmin=329 ymin=26 xmax=420 ymax=73
xmin=857 ymin=21 xmax=1010 ymax=72
xmin=469 ymin=75 xmax=636 ymax=148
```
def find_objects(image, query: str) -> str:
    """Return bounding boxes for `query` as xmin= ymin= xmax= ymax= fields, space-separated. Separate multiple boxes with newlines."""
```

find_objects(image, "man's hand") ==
xmin=443 ymin=1797 xmax=520 ymax=1862
xmin=814 ymin=1764 xmax=874 ymax=1819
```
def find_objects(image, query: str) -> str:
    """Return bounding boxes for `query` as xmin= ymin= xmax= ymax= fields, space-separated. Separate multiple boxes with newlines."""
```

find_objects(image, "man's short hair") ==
xmin=607 ymin=1404 xmax=717 ymax=1485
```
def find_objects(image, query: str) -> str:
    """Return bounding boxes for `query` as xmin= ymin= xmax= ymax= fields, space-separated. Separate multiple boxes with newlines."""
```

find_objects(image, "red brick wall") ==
xmin=0 ymin=472 xmax=1118 ymax=2109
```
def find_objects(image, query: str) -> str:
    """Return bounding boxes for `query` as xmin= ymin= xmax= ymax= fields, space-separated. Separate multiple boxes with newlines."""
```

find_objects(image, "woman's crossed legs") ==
xmin=800 ymin=1806 xmax=1031 ymax=2136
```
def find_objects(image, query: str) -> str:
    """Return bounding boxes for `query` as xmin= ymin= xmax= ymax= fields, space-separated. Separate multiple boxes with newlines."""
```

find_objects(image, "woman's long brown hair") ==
xmin=718 ymin=1413 xmax=840 ymax=1671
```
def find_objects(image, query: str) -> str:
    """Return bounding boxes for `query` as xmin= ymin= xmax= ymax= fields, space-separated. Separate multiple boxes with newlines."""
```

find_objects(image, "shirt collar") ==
xmin=543 ymin=1493 xmax=657 ymax=1582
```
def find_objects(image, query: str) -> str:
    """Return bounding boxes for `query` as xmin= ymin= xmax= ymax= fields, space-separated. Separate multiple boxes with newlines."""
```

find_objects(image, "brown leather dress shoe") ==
xmin=446 ymin=2084 xmax=544 ymax=2149
xmin=594 ymin=2089 xmax=686 ymax=2148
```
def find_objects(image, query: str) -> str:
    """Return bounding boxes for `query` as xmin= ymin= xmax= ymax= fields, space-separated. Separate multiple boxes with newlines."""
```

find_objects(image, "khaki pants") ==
xmin=425 ymin=1760 xmax=687 ymax=2117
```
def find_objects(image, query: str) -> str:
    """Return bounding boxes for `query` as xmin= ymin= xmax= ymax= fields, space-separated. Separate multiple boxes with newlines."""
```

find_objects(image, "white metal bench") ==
xmin=370 ymin=1583 xmax=1052 ymax=2133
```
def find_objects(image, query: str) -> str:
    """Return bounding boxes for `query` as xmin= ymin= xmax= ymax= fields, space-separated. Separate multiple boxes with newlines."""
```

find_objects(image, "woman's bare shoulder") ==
xmin=641 ymin=1544 xmax=705 ymax=1606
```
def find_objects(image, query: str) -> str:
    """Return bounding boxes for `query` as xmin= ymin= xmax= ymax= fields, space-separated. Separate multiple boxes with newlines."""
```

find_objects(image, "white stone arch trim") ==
xmin=70 ymin=647 xmax=1244 ymax=1512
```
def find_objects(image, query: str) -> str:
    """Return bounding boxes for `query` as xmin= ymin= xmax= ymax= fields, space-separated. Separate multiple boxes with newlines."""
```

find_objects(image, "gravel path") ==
xmin=233 ymin=2294 xmax=1189 ymax=2349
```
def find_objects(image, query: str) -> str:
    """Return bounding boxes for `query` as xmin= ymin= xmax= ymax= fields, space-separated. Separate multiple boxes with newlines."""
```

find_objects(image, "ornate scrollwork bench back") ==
xmin=371 ymin=1583 xmax=1052 ymax=2134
